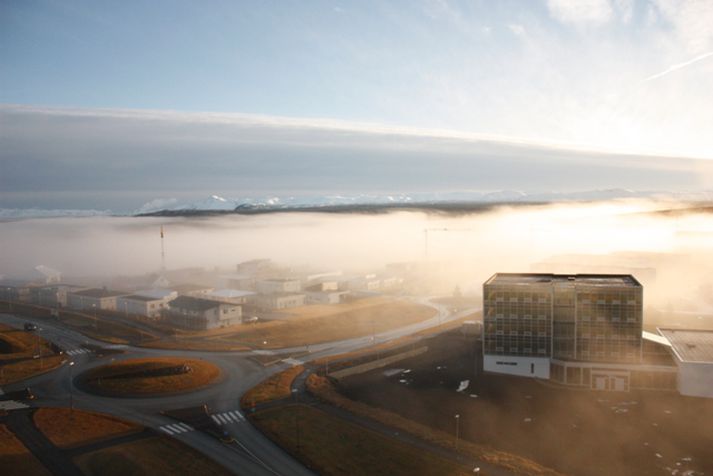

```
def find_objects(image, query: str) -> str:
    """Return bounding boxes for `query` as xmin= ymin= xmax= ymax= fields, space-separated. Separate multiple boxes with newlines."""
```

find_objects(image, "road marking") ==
xmin=160 ymin=423 xmax=194 ymax=435
xmin=212 ymin=411 xmax=245 ymax=425
xmin=282 ymin=358 xmax=303 ymax=366
xmin=0 ymin=401 xmax=29 ymax=410
xmin=253 ymin=350 xmax=275 ymax=356
xmin=65 ymin=348 xmax=90 ymax=356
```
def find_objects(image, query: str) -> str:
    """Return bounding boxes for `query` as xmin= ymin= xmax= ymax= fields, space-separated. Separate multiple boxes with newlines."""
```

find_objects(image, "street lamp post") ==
xmin=454 ymin=414 xmax=460 ymax=450
xmin=68 ymin=361 xmax=75 ymax=410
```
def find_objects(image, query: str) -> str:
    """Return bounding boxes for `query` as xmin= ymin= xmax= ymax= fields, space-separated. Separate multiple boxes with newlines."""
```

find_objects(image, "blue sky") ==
xmin=1 ymin=1 xmax=713 ymax=210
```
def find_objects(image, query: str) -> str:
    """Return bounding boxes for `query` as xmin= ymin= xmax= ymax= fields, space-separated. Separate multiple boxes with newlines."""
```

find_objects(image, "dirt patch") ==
xmin=339 ymin=331 xmax=713 ymax=476
xmin=0 ymin=324 xmax=63 ymax=385
xmin=74 ymin=436 xmax=232 ymax=476
xmin=78 ymin=357 xmax=222 ymax=397
xmin=34 ymin=407 xmax=142 ymax=449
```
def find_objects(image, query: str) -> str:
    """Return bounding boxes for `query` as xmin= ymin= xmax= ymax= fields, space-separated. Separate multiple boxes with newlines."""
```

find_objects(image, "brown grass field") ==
xmin=0 ymin=324 xmax=64 ymax=385
xmin=240 ymin=365 xmax=304 ymax=408
xmin=33 ymin=407 xmax=142 ymax=449
xmin=74 ymin=436 xmax=232 ymax=476
xmin=0 ymin=424 xmax=51 ymax=476
xmin=306 ymin=374 xmax=561 ymax=476
xmin=251 ymin=404 xmax=475 ymax=476
xmin=79 ymin=357 xmax=221 ymax=397
xmin=210 ymin=298 xmax=436 ymax=349
xmin=311 ymin=313 xmax=477 ymax=369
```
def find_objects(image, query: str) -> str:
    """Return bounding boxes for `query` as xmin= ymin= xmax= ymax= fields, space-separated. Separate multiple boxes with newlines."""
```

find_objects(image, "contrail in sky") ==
xmin=643 ymin=51 xmax=713 ymax=82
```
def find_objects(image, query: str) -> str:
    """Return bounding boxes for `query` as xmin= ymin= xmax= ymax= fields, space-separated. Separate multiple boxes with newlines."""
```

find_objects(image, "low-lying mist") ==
xmin=1 ymin=200 xmax=712 ymax=313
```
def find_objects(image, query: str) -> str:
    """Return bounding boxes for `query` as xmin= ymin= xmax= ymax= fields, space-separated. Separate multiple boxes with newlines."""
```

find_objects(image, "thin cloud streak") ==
xmin=643 ymin=51 xmax=713 ymax=82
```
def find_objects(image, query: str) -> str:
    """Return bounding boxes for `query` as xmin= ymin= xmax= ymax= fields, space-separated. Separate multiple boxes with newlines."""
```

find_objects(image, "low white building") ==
xmin=204 ymin=289 xmax=255 ymax=305
xmin=255 ymin=293 xmax=306 ymax=310
xmin=117 ymin=293 xmax=175 ymax=318
xmin=221 ymin=274 xmax=255 ymax=290
xmin=166 ymin=296 xmax=242 ymax=330
xmin=256 ymin=278 xmax=301 ymax=294
xmin=658 ymin=328 xmax=713 ymax=398
xmin=305 ymin=291 xmax=348 ymax=305
xmin=345 ymin=274 xmax=381 ymax=292
xmin=67 ymin=288 xmax=127 ymax=311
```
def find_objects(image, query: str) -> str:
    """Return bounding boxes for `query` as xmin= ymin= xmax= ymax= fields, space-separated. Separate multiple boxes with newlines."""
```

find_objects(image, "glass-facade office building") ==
xmin=483 ymin=273 xmax=676 ymax=391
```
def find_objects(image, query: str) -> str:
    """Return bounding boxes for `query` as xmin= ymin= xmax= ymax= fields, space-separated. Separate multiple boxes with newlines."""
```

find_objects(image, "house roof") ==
xmin=70 ymin=288 xmax=126 ymax=298
xmin=119 ymin=294 xmax=163 ymax=303
xmin=169 ymin=295 xmax=224 ymax=312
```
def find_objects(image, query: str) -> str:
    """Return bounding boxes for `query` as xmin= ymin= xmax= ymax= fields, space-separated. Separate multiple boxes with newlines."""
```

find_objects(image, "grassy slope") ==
xmin=240 ymin=365 xmax=304 ymax=408
xmin=74 ymin=436 xmax=233 ymax=476
xmin=34 ymin=408 xmax=142 ymax=449
xmin=251 ymin=404 xmax=474 ymax=476
xmin=0 ymin=424 xmax=51 ymax=476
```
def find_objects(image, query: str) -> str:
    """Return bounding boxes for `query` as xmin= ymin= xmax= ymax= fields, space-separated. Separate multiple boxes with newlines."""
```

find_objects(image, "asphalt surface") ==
xmin=0 ymin=298 xmax=475 ymax=476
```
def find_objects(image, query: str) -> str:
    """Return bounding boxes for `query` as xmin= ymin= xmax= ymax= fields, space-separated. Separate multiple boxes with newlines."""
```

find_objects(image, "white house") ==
xmin=117 ymin=293 xmax=175 ymax=318
xmin=67 ymin=288 xmax=127 ymax=312
xmin=204 ymin=288 xmax=255 ymax=305
xmin=256 ymin=278 xmax=301 ymax=294
xmin=255 ymin=293 xmax=306 ymax=310
xmin=166 ymin=296 xmax=242 ymax=330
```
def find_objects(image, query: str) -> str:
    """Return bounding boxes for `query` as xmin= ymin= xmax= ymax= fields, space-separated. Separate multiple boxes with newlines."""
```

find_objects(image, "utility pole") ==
xmin=455 ymin=414 xmax=461 ymax=449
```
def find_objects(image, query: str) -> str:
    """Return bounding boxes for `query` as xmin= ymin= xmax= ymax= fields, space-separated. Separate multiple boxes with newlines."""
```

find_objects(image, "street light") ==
xmin=68 ymin=361 xmax=75 ymax=410
xmin=454 ymin=414 xmax=460 ymax=450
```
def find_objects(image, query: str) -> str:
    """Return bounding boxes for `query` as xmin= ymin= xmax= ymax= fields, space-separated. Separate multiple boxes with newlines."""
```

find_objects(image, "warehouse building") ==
xmin=658 ymin=328 xmax=713 ymax=398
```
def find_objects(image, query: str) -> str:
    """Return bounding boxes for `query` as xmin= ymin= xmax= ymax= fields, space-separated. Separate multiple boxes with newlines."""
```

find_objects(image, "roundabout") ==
xmin=76 ymin=357 xmax=222 ymax=398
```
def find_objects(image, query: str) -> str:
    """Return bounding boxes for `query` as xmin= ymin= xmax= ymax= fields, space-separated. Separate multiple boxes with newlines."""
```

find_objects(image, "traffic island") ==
xmin=77 ymin=357 xmax=222 ymax=397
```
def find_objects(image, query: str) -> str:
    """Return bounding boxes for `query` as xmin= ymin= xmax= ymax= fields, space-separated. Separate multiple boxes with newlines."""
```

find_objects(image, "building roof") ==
xmin=172 ymin=283 xmax=213 ymax=294
xmin=220 ymin=274 xmax=252 ymax=281
xmin=169 ymin=295 xmax=224 ymax=311
xmin=485 ymin=273 xmax=641 ymax=287
xmin=642 ymin=330 xmax=671 ymax=347
xmin=658 ymin=328 xmax=713 ymax=364
xmin=207 ymin=289 xmax=255 ymax=298
xmin=119 ymin=294 xmax=164 ymax=303
xmin=70 ymin=288 xmax=126 ymax=298
xmin=134 ymin=289 xmax=176 ymax=299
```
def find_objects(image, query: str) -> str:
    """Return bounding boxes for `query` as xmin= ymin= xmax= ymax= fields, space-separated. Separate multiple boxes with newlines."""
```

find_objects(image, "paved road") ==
xmin=0 ymin=298 xmax=476 ymax=476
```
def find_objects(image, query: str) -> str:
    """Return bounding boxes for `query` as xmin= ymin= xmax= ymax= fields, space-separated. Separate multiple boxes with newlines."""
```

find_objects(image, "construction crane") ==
xmin=423 ymin=227 xmax=472 ymax=260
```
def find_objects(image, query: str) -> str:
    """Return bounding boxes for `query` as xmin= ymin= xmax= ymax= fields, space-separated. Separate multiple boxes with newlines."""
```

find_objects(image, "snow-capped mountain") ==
xmin=4 ymin=189 xmax=713 ymax=219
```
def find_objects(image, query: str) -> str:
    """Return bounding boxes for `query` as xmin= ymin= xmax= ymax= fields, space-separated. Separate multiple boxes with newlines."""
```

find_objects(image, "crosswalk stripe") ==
xmin=0 ymin=401 xmax=29 ymax=410
xmin=211 ymin=415 xmax=220 ymax=424
xmin=223 ymin=413 xmax=236 ymax=423
xmin=218 ymin=414 xmax=229 ymax=424
xmin=161 ymin=426 xmax=175 ymax=435
xmin=229 ymin=411 xmax=242 ymax=421
xmin=167 ymin=424 xmax=185 ymax=433
xmin=178 ymin=423 xmax=193 ymax=431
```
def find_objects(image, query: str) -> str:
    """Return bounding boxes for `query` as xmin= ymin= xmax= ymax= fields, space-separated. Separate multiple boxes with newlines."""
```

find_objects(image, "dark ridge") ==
xmin=134 ymin=201 xmax=551 ymax=217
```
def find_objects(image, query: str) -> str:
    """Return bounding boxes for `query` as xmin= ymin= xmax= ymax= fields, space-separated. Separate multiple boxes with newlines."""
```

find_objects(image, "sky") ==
xmin=1 ymin=0 xmax=713 ymax=211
